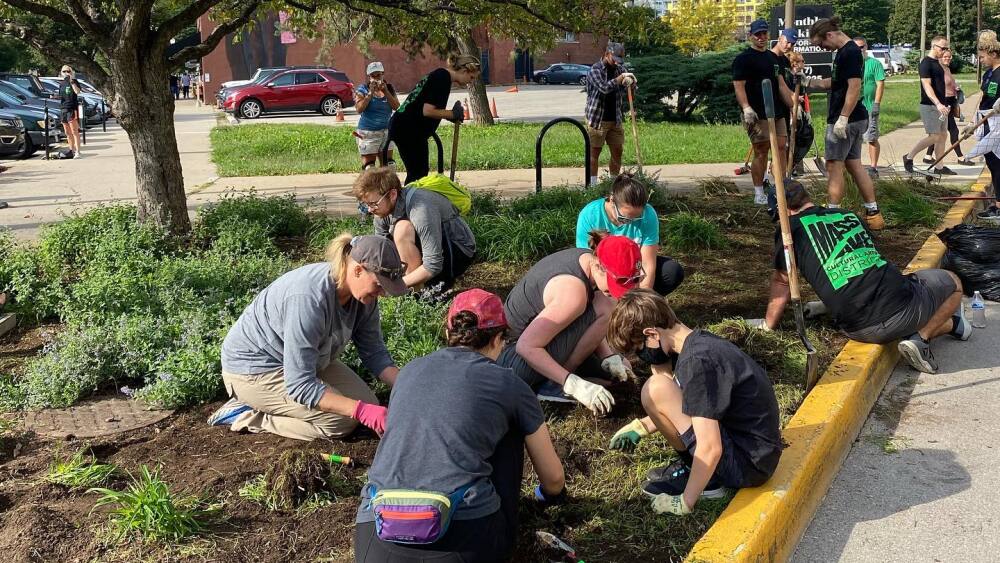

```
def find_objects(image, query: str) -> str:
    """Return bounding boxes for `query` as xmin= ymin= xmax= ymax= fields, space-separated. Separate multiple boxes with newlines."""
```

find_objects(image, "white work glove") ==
xmin=620 ymin=72 xmax=637 ymax=87
xmin=563 ymin=373 xmax=615 ymax=416
xmin=870 ymin=102 xmax=880 ymax=117
xmin=652 ymin=493 xmax=693 ymax=515
xmin=963 ymin=123 xmax=978 ymax=137
xmin=803 ymin=300 xmax=829 ymax=319
xmin=993 ymin=98 xmax=1000 ymax=112
xmin=600 ymin=354 xmax=634 ymax=382
xmin=745 ymin=318 xmax=772 ymax=331
xmin=797 ymin=73 xmax=814 ymax=89
xmin=832 ymin=115 xmax=849 ymax=139
xmin=742 ymin=106 xmax=758 ymax=129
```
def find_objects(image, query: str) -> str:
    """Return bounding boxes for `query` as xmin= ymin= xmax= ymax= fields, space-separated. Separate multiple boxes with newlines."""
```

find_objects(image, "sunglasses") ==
xmin=934 ymin=44 xmax=951 ymax=51
xmin=61 ymin=70 xmax=71 ymax=75
xmin=362 ymin=191 xmax=392 ymax=210
xmin=614 ymin=263 xmax=646 ymax=287
xmin=611 ymin=190 xmax=654 ymax=224
xmin=364 ymin=263 xmax=408 ymax=281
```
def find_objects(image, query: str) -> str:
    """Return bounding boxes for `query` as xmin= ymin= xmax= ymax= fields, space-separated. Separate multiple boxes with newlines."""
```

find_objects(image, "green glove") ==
xmin=609 ymin=418 xmax=649 ymax=451
xmin=651 ymin=493 xmax=692 ymax=515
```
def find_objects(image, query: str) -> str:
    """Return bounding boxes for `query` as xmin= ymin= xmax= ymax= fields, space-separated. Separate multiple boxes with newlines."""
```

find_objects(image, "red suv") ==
xmin=223 ymin=69 xmax=354 ymax=119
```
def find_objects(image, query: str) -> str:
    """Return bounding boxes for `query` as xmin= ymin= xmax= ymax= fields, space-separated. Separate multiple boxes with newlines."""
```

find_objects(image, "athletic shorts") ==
xmin=587 ymin=121 xmax=625 ymax=149
xmin=843 ymin=269 xmax=957 ymax=344
xmin=59 ymin=109 xmax=77 ymax=124
xmin=863 ymin=113 xmax=880 ymax=143
xmin=497 ymin=304 xmax=597 ymax=390
xmin=824 ymin=119 xmax=866 ymax=162
xmin=680 ymin=426 xmax=774 ymax=489
xmin=748 ymin=117 xmax=787 ymax=144
xmin=920 ymin=104 xmax=947 ymax=134
xmin=355 ymin=128 xmax=395 ymax=156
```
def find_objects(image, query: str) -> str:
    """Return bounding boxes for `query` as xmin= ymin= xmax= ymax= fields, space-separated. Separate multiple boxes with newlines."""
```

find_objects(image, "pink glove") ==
xmin=353 ymin=401 xmax=387 ymax=436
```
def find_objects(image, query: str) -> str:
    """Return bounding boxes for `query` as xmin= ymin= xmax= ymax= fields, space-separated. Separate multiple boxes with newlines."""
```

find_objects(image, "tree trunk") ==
xmin=109 ymin=55 xmax=192 ymax=235
xmin=456 ymin=30 xmax=495 ymax=126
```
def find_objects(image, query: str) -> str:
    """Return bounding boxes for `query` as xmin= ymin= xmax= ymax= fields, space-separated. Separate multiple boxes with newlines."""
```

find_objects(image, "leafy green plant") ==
xmin=307 ymin=214 xmax=373 ymax=251
xmin=660 ymin=212 xmax=728 ymax=252
xmin=46 ymin=448 xmax=116 ymax=489
xmin=90 ymin=465 xmax=217 ymax=544
xmin=195 ymin=192 xmax=310 ymax=241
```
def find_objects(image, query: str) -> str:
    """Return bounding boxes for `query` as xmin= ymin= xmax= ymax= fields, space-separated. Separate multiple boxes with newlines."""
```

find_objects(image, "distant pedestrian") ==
xmin=585 ymin=42 xmax=636 ymax=186
xmin=58 ymin=65 xmax=83 ymax=159
xmin=732 ymin=19 xmax=795 ymax=205
xmin=925 ymin=50 xmax=973 ymax=166
xmin=181 ymin=73 xmax=192 ymax=99
xmin=902 ymin=37 xmax=955 ymax=176
xmin=355 ymin=62 xmax=400 ymax=170
xmin=854 ymin=37 xmax=886 ymax=177
xmin=169 ymin=74 xmax=180 ymax=100
xmin=801 ymin=16 xmax=884 ymax=231
xmin=971 ymin=31 xmax=1000 ymax=221
xmin=787 ymin=51 xmax=813 ymax=175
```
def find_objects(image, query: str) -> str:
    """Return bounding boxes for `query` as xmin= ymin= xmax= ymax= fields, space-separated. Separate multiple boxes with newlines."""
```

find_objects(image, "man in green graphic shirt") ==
xmin=758 ymin=181 xmax=969 ymax=374
xmin=855 ymin=37 xmax=886 ymax=178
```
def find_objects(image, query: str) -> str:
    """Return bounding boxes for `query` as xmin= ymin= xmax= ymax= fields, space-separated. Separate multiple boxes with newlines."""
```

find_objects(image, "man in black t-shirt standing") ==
xmin=58 ymin=65 xmax=82 ymax=159
xmin=902 ymin=37 xmax=955 ymax=176
xmin=758 ymin=181 xmax=970 ymax=374
xmin=732 ymin=19 xmax=794 ymax=206
xmin=800 ymin=17 xmax=883 ymax=231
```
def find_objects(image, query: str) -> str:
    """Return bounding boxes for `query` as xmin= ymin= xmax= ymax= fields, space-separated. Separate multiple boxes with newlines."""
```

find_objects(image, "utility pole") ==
xmin=978 ymin=0 xmax=984 ymax=81
xmin=785 ymin=0 xmax=795 ymax=31
xmin=946 ymin=0 xmax=951 ymax=42
xmin=920 ymin=0 xmax=927 ymax=53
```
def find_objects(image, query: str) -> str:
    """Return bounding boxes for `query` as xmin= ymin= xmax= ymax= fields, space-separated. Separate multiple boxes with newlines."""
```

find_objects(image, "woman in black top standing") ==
xmin=387 ymin=56 xmax=479 ymax=184
xmin=58 ymin=65 xmax=82 ymax=158
xmin=974 ymin=31 xmax=1000 ymax=221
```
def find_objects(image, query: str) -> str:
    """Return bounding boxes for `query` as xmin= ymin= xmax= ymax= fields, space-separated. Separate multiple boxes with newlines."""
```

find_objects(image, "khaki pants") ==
xmin=222 ymin=360 xmax=378 ymax=442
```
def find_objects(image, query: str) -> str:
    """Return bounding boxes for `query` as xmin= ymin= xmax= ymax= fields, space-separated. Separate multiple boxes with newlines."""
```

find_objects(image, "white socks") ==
xmin=589 ymin=175 xmax=599 ymax=186
xmin=863 ymin=201 xmax=879 ymax=211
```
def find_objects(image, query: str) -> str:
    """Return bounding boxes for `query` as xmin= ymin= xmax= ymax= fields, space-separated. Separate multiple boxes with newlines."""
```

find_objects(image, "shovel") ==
xmin=921 ymin=105 xmax=1000 ymax=179
xmin=763 ymin=79 xmax=821 ymax=391
xmin=787 ymin=82 xmax=801 ymax=172
xmin=536 ymin=531 xmax=584 ymax=562
xmin=449 ymin=119 xmax=461 ymax=181
xmin=627 ymin=84 xmax=643 ymax=173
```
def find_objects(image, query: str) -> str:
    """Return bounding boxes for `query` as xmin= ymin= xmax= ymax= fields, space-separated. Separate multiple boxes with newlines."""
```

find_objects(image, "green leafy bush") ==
xmin=307 ymin=214 xmax=373 ymax=251
xmin=195 ymin=192 xmax=310 ymax=241
xmin=629 ymin=46 xmax=741 ymax=123
xmin=661 ymin=212 xmax=728 ymax=252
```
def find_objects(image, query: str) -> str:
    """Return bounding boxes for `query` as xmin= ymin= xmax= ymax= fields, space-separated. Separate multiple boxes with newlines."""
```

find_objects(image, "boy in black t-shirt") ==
xmin=758 ymin=181 xmax=971 ymax=374
xmin=800 ymin=17 xmax=883 ymax=231
xmin=903 ymin=37 xmax=955 ymax=176
xmin=732 ymin=19 xmax=795 ymax=206
xmin=606 ymin=289 xmax=783 ymax=516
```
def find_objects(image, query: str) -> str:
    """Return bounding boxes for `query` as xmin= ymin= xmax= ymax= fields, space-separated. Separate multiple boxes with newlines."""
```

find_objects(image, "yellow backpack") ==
xmin=405 ymin=173 xmax=472 ymax=215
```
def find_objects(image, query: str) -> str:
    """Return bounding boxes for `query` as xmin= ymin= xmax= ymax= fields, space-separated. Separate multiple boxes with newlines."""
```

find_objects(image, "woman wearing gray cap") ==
xmin=207 ymin=233 xmax=409 ymax=442
xmin=355 ymin=61 xmax=400 ymax=170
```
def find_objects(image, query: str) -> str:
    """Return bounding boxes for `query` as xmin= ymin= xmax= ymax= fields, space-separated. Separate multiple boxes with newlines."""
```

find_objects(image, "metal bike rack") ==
xmin=379 ymin=131 xmax=444 ymax=174
xmin=535 ymin=117 xmax=591 ymax=193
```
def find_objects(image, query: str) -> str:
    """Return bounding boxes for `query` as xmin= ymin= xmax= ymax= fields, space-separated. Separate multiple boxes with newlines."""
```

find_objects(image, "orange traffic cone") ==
xmin=505 ymin=85 xmax=519 ymax=93
xmin=336 ymin=107 xmax=345 ymax=122
xmin=464 ymin=98 xmax=471 ymax=120
xmin=490 ymin=97 xmax=499 ymax=118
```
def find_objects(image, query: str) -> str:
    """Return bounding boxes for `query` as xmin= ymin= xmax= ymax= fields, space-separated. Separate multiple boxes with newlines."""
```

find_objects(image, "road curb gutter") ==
xmin=686 ymin=170 xmax=990 ymax=563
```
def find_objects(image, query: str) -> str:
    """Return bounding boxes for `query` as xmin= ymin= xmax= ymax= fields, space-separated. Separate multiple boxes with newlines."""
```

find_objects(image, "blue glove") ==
xmin=534 ymin=485 xmax=567 ymax=506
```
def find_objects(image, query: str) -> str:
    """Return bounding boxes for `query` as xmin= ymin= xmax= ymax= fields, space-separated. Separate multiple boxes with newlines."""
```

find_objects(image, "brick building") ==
xmin=197 ymin=14 xmax=607 ymax=93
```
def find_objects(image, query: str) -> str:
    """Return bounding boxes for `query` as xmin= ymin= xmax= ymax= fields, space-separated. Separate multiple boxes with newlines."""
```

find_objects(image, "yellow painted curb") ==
xmin=687 ymin=171 xmax=991 ymax=563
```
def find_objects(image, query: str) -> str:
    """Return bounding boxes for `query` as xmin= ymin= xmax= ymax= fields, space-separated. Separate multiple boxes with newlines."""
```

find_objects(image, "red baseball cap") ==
xmin=447 ymin=289 xmax=508 ymax=329
xmin=595 ymin=235 xmax=643 ymax=299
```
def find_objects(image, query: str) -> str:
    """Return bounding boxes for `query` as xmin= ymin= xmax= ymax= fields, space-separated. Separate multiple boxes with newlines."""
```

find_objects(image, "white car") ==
xmin=869 ymin=51 xmax=898 ymax=75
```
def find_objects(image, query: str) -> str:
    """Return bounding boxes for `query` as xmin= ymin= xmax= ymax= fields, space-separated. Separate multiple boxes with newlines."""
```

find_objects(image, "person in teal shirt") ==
xmin=855 ymin=37 xmax=885 ymax=178
xmin=575 ymin=173 xmax=684 ymax=296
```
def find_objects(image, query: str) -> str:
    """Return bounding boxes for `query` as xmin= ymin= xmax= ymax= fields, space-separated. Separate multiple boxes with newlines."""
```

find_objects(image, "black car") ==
xmin=0 ymin=110 xmax=26 ymax=158
xmin=533 ymin=63 xmax=590 ymax=85
xmin=0 ymin=73 xmax=54 ymax=98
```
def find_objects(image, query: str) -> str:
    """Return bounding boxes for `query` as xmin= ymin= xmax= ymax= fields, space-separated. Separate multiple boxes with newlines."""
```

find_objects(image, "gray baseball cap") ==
xmin=349 ymin=235 xmax=409 ymax=296
xmin=607 ymin=42 xmax=625 ymax=64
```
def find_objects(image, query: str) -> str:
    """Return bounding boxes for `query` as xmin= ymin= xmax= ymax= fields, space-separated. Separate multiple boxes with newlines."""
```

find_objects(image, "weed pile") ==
xmin=243 ymin=450 xmax=353 ymax=511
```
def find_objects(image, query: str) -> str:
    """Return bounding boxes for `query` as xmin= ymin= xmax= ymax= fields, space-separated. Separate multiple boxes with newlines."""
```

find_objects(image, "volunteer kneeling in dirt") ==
xmin=606 ymin=289 xmax=783 ymax=515
xmin=355 ymin=289 xmax=566 ymax=561
xmin=575 ymin=172 xmax=684 ymax=296
xmin=756 ymin=181 xmax=970 ymax=374
xmin=497 ymin=233 xmax=642 ymax=415
xmin=207 ymin=234 xmax=408 ymax=441
xmin=354 ymin=167 xmax=475 ymax=291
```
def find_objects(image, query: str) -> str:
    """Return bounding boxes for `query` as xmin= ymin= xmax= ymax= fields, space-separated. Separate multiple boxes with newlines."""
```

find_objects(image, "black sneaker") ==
xmin=922 ymin=155 xmax=936 ymax=164
xmin=956 ymin=158 xmax=976 ymax=166
xmin=642 ymin=461 xmax=728 ymax=499
xmin=949 ymin=306 xmax=972 ymax=341
xmin=897 ymin=335 xmax=938 ymax=373
xmin=867 ymin=166 xmax=880 ymax=179
xmin=903 ymin=156 xmax=914 ymax=173
xmin=934 ymin=166 xmax=958 ymax=176
xmin=977 ymin=205 xmax=1000 ymax=222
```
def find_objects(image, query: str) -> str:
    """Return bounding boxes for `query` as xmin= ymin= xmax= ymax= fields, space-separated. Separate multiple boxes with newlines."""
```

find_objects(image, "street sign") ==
xmin=771 ymin=5 xmax=835 ymax=78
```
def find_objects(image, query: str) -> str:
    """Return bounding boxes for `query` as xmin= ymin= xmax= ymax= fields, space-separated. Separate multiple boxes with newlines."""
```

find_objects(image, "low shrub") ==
xmin=468 ymin=206 xmax=579 ymax=262
xmin=661 ymin=212 xmax=728 ymax=252
xmin=307 ymin=214 xmax=372 ymax=251
xmin=195 ymin=192 xmax=310 ymax=241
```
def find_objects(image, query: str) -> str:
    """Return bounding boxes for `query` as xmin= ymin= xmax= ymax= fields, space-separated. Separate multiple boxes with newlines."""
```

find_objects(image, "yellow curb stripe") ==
xmin=687 ymin=170 xmax=990 ymax=563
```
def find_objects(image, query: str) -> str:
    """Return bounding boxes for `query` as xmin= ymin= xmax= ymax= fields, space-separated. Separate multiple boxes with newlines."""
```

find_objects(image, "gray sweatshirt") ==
xmin=221 ymin=262 xmax=394 ymax=408
xmin=374 ymin=187 xmax=475 ymax=277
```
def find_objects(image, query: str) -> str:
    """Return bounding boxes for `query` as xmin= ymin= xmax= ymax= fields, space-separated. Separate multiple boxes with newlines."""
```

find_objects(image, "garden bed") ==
xmin=0 ymin=175 xmax=961 ymax=561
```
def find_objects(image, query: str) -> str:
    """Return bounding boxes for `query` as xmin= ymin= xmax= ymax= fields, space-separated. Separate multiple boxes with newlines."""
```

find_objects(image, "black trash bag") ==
xmin=937 ymin=224 xmax=1000 ymax=264
xmin=792 ymin=116 xmax=814 ymax=166
xmin=941 ymin=251 xmax=1000 ymax=301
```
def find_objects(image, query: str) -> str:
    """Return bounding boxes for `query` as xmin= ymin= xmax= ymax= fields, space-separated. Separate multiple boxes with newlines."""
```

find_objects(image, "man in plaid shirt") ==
xmin=585 ymin=42 xmax=637 ymax=186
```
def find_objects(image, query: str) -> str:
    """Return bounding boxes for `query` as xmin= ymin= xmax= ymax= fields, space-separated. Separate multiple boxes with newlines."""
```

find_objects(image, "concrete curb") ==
xmin=687 ymin=170 xmax=991 ymax=563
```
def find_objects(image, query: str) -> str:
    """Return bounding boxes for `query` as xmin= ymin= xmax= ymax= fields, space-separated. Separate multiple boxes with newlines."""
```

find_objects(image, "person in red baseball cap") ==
xmin=355 ymin=288 xmax=567 ymax=561
xmin=496 ymin=231 xmax=643 ymax=415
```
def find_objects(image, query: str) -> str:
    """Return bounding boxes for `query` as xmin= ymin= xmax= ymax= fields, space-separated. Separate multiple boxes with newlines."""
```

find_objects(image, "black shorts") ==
xmin=60 ymin=109 xmax=77 ymax=124
xmin=843 ymin=269 xmax=957 ymax=344
xmin=418 ymin=236 xmax=475 ymax=292
xmin=680 ymin=426 xmax=774 ymax=489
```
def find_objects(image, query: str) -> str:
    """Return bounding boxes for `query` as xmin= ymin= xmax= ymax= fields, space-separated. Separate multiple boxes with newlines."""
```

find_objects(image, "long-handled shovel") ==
xmin=923 ymin=105 xmax=1000 ymax=176
xmin=763 ymin=79 xmax=820 ymax=391
xmin=449 ymin=120 xmax=461 ymax=181
xmin=627 ymin=84 xmax=643 ymax=173
xmin=787 ymin=82 xmax=801 ymax=172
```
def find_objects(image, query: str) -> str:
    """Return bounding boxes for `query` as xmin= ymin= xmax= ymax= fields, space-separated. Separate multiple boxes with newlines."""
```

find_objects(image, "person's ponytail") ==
xmin=587 ymin=229 xmax=610 ymax=251
xmin=324 ymin=232 xmax=354 ymax=287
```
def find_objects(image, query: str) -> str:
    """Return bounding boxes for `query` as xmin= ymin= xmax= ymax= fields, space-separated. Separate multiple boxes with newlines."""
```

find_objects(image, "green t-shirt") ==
xmin=861 ymin=56 xmax=886 ymax=111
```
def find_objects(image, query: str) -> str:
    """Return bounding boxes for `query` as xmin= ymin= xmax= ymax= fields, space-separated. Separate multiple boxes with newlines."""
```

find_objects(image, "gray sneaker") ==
xmin=898 ymin=336 xmax=938 ymax=373
xmin=949 ymin=306 xmax=972 ymax=341
xmin=977 ymin=205 xmax=1000 ymax=222
xmin=536 ymin=380 xmax=575 ymax=403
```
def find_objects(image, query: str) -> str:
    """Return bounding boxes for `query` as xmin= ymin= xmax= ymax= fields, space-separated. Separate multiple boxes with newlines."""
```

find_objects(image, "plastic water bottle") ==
xmin=971 ymin=291 xmax=987 ymax=329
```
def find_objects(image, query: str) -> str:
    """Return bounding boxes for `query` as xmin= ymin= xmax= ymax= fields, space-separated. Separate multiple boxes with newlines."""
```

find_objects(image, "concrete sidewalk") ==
xmin=793 ymin=299 xmax=1000 ymax=562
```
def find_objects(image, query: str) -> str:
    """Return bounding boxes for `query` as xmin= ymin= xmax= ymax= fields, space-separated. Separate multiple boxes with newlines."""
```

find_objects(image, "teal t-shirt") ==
xmin=575 ymin=198 xmax=659 ymax=249
xmin=861 ymin=56 xmax=885 ymax=111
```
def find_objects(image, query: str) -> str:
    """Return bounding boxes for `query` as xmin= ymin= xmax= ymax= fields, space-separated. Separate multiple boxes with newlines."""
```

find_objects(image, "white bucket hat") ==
xmin=366 ymin=62 xmax=385 ymax=75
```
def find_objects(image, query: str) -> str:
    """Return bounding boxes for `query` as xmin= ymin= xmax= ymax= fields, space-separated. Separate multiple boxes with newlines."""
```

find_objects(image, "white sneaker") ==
xmin=753 ymin=192 xmax=768 ymax=205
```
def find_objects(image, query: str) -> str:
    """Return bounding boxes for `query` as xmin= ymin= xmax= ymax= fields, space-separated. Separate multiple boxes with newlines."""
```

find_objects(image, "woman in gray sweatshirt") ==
xmin=207 ymin=233 xmax=409 ymax=441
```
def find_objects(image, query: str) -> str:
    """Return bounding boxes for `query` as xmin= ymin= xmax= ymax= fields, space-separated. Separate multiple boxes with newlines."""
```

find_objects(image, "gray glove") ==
xmin=870 ymin=102 xmax=880 ymax=117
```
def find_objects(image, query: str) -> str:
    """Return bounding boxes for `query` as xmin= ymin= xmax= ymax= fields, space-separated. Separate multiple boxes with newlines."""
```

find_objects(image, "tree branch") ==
xmin=482 ymin=0 xmax=570 ymax=31
xmin=0 ymin=0 xmax=79 ymax=29
xmin=0 ymin=21 xmax=110 ymax=90
xmin=156 ymin=0 xmax=225 ymax=50
xmin=167 ymin=0 xmax=261 ymax=65
xmin=65 ymin=0 xmax=112 ymax=49
xmin=286 ymin=0 xmax=318 ymax=12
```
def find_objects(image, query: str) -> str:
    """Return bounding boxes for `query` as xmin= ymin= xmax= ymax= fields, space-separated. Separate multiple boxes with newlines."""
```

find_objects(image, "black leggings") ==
xmin=354 ymin=431 xmax=525 ymax=562
xmin=388 ymin=118 xmax=431 ymax=185
xmin=653 ymin=256 xmax=685 ymax=296
xmin=983 ymin=121 xmax=1000 ymax=189
xmin=927 ymin=97 xmax=964 ymax=158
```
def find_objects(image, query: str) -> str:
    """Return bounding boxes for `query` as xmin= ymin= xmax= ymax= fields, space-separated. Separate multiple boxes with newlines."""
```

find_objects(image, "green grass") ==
xmin=46 ymin=448 xmax=116 ymax=489
xmin=660 ymin=212 xmax=728 ymax=252
xmin=211 ymin=81 xmax=928 ymax=177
